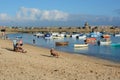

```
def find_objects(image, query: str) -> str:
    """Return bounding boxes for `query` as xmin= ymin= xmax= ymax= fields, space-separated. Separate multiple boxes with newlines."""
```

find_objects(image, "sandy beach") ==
xmin=0 ymin=38 xmax=120 ymax=80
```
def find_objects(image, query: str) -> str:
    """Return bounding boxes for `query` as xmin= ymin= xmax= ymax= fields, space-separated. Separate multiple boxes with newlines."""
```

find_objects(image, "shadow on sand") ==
xmin=41 ymin=54 xmax=52 ymax=57
xmin=5 ymin=48 xmax=14 ymax=52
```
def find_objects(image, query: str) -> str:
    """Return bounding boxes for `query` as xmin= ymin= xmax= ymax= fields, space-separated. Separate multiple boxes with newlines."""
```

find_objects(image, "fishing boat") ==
xmin=34 ymin=33 xmax=44 ymax=37
xmin=74 ymin=44 xmax=88 ymax=48
xmin=102 ymin=34 xmax=110 ymax=38
xmin=71 ymin=34 xmax=79 ymax=38
xmin=44 ymin=33 xmax=52 ymax=39
xmin=85 ymin=37 xmax=97 ymax=43
xmin=52 ymin=36 xmax=64 ymax=39
xmin=98 ymin=38 xmax=111 ymax=45
xmin=90 ymin=32 xmax=102 ymax=38
xmin=114 ymin=33 xmax=120 ymax=37
xmin=111 ymin=43 xmax=120 ymax=47
xmin=99 ymin=41 xmax=111 ymax=45
xmin=55 ymin=41 xmax=69 ymax=46
xmin=77 ymin=34 xmax=86 ymax=39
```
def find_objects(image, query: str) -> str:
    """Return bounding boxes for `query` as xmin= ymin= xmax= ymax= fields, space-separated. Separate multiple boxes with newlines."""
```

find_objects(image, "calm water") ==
xmin=7 ymin=33 xmax=120 ymax=62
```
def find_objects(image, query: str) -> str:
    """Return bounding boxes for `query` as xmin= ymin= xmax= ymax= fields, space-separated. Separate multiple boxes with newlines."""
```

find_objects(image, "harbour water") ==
xmin=8 ymin=33 xmax=120 ymax=62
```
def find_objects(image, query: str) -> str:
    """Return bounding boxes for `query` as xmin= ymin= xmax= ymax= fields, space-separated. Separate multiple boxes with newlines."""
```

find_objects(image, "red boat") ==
xmin=102 ymin=34 xmax=110 ymax=38
xmin=85 ymin=37 xmax=96 ymax=43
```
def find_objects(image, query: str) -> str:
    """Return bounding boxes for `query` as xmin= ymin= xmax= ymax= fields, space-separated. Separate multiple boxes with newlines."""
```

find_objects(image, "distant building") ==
xmin=84 ymin=22 xmax=90 ymax=29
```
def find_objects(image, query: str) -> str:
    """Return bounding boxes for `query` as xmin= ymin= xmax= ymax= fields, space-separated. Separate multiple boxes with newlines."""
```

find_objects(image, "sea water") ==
xmin=7 ymin=33 xmax=120 ymax=62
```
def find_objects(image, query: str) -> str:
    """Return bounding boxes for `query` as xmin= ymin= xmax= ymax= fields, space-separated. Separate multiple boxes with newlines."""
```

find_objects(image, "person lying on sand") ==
xmin=15 ymin=43 xmax=27 ymax=53
xmin=50 ymin=48 xmax=59 ymax=58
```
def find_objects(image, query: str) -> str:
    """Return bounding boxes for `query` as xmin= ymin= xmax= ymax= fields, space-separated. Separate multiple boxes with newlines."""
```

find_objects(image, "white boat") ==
xmin=51 ymin=32 xmax=59 ymax=36
xmin=114 ymin=33 xmax=120 ymax=37
xmin=77 ymin=34 xmax=86 ymax=39
xmin=52 ymin=36 xmax=63 ymax=39
xmin=74 ymin=44 xmax=88 ymax=48
xmin=90 ymin=32 xmax=102 ymax=37
xmin=71 ymin=34 xmax=79 ymax=38
xmin=74 ymin=47 xmax=88 ymax=50
xmin=34 ymin=33 xmax=44 ymax=37
xmin=98 ymin=38 xmax=111 ymax=45
xmin=51 ymin=32 xmax=64 ymax=39
xmin=100 ymin=41 xmax=111 ymax=45
xmin=65 ymin=34 xmax=71 ymax=38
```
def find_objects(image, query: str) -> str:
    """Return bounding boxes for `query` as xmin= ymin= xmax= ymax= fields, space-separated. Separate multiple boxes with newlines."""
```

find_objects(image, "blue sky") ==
xmin=0 ymin=0 xmax=120 ymax=27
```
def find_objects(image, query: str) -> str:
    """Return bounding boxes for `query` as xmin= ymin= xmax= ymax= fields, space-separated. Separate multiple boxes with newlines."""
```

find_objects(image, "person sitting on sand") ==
xmin=13 ymin=38 xmax=18 ymax=51
xmin=15 ymin=43 xmax=27 ymax=53
xmin=19 ymin=39 xmax=23 ymax=46
xmin=50 ymin=48 xmax=59 ymax=58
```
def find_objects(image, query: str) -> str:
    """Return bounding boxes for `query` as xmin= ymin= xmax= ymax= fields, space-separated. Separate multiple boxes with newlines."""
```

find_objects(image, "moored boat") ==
xmin=114 ymin=33 xmax=120 ymax=37
xmin=111 ymin=43 xmax=120 ymax=47
xmin=34 ymin=33 xmax=44 ymax=37
xmin=52 ymin=36 xmax=64 ymax=39
xmin=98 ymin=38 xmax=111 ymax=45
xmin=77 ymin=34 xmax=86 ymax=39
xmin=74 ymin=44 xmax=88 ymax=48
xmin=85 ymin=37 xmax=97 ymax=43
xmin=44 ymin=33 xmax=52 ymax=39
xmin=55 ymin=41 xmax=69 ymax=46
xmin=102 ymin=34 xmax=110 ymax=38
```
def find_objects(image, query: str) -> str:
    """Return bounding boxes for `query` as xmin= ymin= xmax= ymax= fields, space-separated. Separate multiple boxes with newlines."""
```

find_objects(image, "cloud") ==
xmin=0 ymin=7 xmax=120 ymax=26
xmin=0 ymin=13 xmax=11 ymax=21
xmin=15 ymin=7 xmax=69 ymax=21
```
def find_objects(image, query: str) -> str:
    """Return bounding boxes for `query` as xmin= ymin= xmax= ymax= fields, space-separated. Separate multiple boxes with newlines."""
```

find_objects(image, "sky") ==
xmin=0 ymin=0 xmax=120 ymax=27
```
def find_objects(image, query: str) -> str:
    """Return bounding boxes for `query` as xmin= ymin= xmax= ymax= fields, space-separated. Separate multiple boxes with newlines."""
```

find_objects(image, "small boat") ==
xmin=55 ymin=42 xmax=69 ymax=46
xmin=99 ymin=41 xmax=111 ymax=45
xmin=114 ymin=33 xmax=120 ymax=37
xmin=111 ymin=43 xmax=120 ymax=47
xmin=89 ymin=32 xmax=102 ymax=38
xmin=34 ymin=33 xmax=44 ymax=37
xmin=102 ymin=34 xmax=110 ymax=38
xmin=64 ymin=34 xmax=71 ymax=38
xmin=44 ymin=33 xmax=52 ymax=39
xmin=74 ymin=44 xmax=88 ymax=48
xmin=98 ymin=38 xmax=111 ymax=45
xmin=85 ymin=37 xmax=96 ymax=43
xmin=71 ymin=34 xmax=79 ymax=38
xmin=77 ymin=34 xmax=86 ymax=39
xmin=52 ymin=36 xmax=63 ymax=39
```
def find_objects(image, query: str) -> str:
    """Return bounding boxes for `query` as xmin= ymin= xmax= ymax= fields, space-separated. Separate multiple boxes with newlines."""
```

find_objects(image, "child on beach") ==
xmin=50 ymin=48 xmax=59 ymax=58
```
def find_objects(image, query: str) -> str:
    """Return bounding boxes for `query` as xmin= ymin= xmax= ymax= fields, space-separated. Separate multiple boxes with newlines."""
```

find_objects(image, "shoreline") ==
xmin=0 ymin=38 xmax=120 ymax=80
xmin=26 ymin=42 xmax=120 ymax=64
xmin=5 ymin=32 xmax=120 ymax=63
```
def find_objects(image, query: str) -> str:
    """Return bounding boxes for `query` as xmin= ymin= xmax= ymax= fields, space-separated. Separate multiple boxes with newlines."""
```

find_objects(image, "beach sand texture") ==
xmin=0 ymin=39 xmax=120 ymax=80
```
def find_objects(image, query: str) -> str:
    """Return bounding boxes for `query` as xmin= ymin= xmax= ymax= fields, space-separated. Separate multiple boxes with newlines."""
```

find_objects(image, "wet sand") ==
xmin=0 ymin=39 xmax=120 ymax=80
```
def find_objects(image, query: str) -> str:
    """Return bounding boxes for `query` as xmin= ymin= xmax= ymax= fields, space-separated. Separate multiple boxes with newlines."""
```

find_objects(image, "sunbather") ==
xmin=15 ymin=43 xmax=27 ymax=53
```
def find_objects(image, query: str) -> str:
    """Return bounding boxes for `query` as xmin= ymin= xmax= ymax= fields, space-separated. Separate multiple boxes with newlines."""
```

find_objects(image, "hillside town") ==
xmin=0 ymin=22 xmax=120 ymax=34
